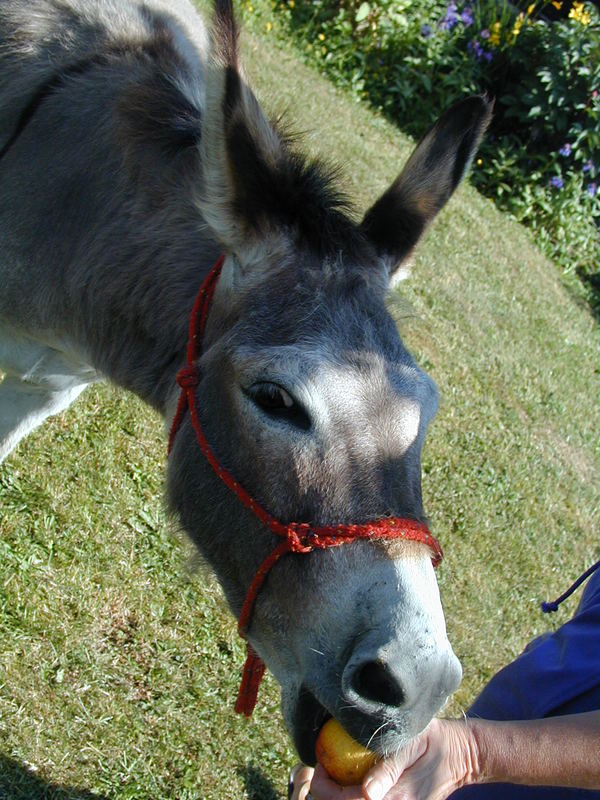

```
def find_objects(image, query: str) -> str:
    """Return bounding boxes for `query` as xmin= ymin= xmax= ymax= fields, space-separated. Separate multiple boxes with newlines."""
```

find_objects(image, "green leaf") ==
xmin=355 ymin=2 xmax=371 ymax=22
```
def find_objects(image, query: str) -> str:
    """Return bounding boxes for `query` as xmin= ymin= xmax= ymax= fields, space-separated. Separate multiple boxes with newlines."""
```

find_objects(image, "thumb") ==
xmin=363 ymin=762 xmax=401 ymax=800
xmin=362 ymin=736 xmax=428 ymax=800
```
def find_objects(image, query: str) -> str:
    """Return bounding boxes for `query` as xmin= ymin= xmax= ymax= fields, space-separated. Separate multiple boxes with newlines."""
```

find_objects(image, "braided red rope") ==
xmin=168 ymin=254 xmax=444 ymax=717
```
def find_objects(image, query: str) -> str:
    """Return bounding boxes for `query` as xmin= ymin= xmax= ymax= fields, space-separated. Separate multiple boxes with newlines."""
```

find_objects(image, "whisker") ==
xmin=367 ymin=720 xmax=391 ymax=751
xmin=337 ymin=703 xmax=359 ymax=713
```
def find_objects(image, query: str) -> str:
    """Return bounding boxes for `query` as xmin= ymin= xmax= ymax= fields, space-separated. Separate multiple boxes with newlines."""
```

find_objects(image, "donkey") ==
xmin=0 ymin=0 xmax=491 ymax=767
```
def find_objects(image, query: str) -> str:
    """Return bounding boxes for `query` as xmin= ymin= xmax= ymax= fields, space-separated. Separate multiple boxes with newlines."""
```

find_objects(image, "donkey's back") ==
xmin=0 ymin=0 xmax=207 ymax=147
xmin=0 ymin=0 xmax=214 ymax=460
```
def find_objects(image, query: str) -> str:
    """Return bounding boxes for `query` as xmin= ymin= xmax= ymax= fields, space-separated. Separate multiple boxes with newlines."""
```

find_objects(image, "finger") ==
xmin=362 ymin=765 xmax=401 ymax=800
xmin=289 ymin=765 xmax=315 ymax=800
xmin=362 ymin=737 xmax=428 ymax=800
xmin=309 ymin=764 xmax=365 ymax=800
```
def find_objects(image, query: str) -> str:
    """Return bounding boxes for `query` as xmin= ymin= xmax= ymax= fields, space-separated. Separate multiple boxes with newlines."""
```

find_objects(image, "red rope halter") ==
xmin=168 ymin=254 xmax=444 ymax=717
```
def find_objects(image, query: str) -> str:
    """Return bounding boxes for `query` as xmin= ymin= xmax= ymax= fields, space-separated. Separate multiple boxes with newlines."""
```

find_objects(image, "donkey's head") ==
xmin=167 ymin=0 xmax=491 ymax=764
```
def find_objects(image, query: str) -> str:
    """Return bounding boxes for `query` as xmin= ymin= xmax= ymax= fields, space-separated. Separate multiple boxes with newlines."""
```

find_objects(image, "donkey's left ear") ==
xmin=361 ymin=95 xmax=493 ymax=273
xmin=197 ymin=0 xmax=287 ymax=260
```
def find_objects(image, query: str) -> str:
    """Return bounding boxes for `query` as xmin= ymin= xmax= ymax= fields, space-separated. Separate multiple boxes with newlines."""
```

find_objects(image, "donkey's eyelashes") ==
xmin=246 ymin=382 xmax=311 ymax=431
xmin=253 ymin=383 xmax=294 ymax=409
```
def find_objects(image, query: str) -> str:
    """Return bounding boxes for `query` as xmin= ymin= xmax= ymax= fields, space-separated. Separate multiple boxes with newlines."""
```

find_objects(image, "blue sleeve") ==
xmin=469 ymin=571 xmax=600 ymax=721
xmin=450 ymin=572 xmax=600 ymax=799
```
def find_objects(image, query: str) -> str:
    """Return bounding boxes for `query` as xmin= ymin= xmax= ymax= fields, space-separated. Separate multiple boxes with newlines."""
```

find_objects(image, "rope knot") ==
xmin=287 ymin=522 xmax=315 ymax=553
xmin=176 ymin=366 xmax=200 ymax=389
xmin=541 ymin=601 xmax=559 ymax=613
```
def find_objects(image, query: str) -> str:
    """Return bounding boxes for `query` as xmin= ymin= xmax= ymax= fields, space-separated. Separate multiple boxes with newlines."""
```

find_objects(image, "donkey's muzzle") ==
xmin=341 ymin=639 xmax=462 ymax=731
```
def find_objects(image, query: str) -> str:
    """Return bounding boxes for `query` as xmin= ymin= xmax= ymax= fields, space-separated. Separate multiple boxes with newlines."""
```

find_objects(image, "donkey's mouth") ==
xmin=292 ymin=686 xmax=332 ymax=765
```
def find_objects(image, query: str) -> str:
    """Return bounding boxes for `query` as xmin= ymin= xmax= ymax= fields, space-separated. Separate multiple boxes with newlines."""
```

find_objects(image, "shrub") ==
xmin=243 ymin=0 xmax=600 ymax=312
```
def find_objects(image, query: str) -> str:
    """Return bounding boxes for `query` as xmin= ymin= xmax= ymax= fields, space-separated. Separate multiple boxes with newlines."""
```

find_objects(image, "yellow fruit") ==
xmin=315 ymin=718 xmax=378 ymax=786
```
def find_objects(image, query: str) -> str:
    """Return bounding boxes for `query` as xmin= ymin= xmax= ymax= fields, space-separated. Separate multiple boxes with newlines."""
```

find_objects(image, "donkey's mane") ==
xmin=229 ymin=118 xmax=371 ymax=259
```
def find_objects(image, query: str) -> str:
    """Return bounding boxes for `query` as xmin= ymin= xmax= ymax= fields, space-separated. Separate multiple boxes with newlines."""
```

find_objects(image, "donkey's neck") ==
xmin=77 ymin=219 xmax=222 ymax=416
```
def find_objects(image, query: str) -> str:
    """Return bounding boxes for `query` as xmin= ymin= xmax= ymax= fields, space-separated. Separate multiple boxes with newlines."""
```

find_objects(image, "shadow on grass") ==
xmin=242 ymin=763 xmax=281 ymax=800
xmin=0 ymin=755 xmax=110 ymax=800
xmin=578 ymin=268 xmax=600 ymax=322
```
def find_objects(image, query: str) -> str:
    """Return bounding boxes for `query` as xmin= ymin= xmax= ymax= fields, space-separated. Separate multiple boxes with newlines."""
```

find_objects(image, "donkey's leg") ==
xmin=0 ymin=328 xmax=99 ymax=463
xmin=0 ymin=376 xmax=88 ymax=463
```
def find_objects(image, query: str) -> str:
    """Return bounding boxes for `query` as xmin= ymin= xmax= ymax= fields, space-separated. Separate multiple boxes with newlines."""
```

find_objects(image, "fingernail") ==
xmin=363 ymin=777 xmax=384 ymax=800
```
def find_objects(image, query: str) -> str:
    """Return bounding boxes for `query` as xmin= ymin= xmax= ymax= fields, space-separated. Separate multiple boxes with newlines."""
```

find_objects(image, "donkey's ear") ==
xmin=198 ymin=0 xmax=286 ymax=257
xmin=361 ymin=95 xmax=493 ymax=272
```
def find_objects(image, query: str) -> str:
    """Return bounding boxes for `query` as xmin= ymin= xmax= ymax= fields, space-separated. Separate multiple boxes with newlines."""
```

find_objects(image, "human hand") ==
xmin=360 ymin=718 xmax=479 ymax=800
xmin=289 ymin=718 xmax=480 ymax=800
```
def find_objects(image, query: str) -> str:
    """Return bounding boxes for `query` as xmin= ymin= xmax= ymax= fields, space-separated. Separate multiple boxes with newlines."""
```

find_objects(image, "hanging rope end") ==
xmin=540 ymin=560 xmax=600 ymax=616
xmin=234 ymin=644 xmax=266 ymax=717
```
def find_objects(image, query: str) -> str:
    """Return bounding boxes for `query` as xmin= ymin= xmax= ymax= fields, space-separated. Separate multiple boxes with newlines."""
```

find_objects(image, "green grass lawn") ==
xmin=1 ymin=12 xmax=599 ymax=800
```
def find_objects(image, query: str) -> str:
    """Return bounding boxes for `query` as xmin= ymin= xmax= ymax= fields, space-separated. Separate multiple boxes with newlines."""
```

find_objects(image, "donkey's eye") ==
xmin=251 ymin=383 xmax=294 ymax=410
xmin=247 ymin=383 xmax=311 ymax=430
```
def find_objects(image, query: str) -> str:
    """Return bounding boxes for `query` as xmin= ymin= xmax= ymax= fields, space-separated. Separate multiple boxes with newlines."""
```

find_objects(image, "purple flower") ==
xmin=550 ymin=176 xmax=563 ymax=189
xmin=421 ymin=23 xmax=433 ymax=38
xmin=440 ymin=2 xmax=459 ymax=30
xmin=480 ymin=28 xmax=490 ymax=39
xmin=461 ymin=6 xmax=474 ymax=27
xmin=559 ymin=143 xmax=572 ymax=157
xmin=588 ymin=182 xmax=598 ymax=197
xmin=468 ymin=38 xmax=484 ymax=59
xmin=583 ymin=160 xmax=594 ymax=174
xmin=483 ymin=50 xmax=493 ymax=62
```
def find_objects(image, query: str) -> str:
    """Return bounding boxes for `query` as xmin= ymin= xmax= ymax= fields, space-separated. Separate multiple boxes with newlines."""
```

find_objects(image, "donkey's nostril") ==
xmin=351 ymin=660 xmax=405 ymax=708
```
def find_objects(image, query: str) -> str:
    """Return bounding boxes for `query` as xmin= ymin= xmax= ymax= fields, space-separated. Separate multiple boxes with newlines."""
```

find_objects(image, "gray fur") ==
xmin=0 ymin=0 xmax=491 ymax=762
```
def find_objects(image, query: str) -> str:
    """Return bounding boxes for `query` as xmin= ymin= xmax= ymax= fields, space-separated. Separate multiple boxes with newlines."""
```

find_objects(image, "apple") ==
xmin=315 ymin=718 xmax=378 ymax=786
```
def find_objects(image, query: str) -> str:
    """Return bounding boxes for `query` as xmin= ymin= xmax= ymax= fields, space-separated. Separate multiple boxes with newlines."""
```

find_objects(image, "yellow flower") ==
xmin=318 ymin=32 xmax=326 ymax=41
xmin=247 ymin=3 xmax=254 ymax=11
xmin=512 ymin=12 xmax=524 ymax=39
xmin=552 ymin=1 xmax=562 ymax=9
xmin=288 ymin=0 xmax=295 ymax=7
xmin=569 ymin=1 xmax=591 ymax=24
xmin=477 ymin=158 xmax=483 ymax=166
xmin=527 ymin=3 xmax=536 ymax=14
xmin=489 ymin=21 xmax=501 ymax=46
xmin=266 ymin=20 xmax=272 ymax=31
